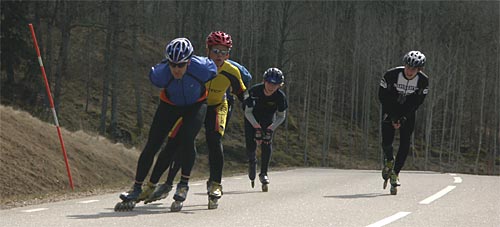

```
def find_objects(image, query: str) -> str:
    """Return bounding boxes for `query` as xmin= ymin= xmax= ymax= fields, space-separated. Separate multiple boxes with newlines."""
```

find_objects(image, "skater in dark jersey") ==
xmin=379 ymin=50 xmax=429 ymax=195
xmin=244 ymin=67 xmax=288 ymax=192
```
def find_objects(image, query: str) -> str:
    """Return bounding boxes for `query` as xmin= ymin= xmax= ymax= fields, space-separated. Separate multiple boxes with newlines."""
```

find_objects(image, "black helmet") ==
xmin=263 ymin=68 xmax=284 ymax=84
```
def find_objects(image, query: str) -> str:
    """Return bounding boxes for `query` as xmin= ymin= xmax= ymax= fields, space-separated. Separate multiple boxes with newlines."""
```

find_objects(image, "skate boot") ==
xmin=114 ymin=184 xmax=142 ymax=212
xmin=170 ymin=183 xmax=189 ymax=212
xmin=248 ymin=162 xmax=257 ymax=188
xmin=144 ymin=183 xmax=173 ymax=204
xmin=382 ymin=159 xmax=394 ymax=189
xmin=389 ymin=171 xmax=400 ymax=195
xmin=259 ymin=174 xmax=270 ymax=192
xmin=207 ymin=181 xmax=223 ymax=209
xmin=137 ymin=182 xmax=156 ymax=202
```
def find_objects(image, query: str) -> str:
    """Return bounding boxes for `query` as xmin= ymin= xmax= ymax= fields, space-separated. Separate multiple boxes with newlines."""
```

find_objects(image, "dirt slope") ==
xmin=0 ymin=105 xmax=139 ymax=209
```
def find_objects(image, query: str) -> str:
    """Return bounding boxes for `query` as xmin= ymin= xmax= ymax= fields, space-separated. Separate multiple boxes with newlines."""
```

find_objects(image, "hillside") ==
xmin=0 ymin=105 xmax=139 ymax=208
xmin=0 ymin=105 xmax=258 ymax=209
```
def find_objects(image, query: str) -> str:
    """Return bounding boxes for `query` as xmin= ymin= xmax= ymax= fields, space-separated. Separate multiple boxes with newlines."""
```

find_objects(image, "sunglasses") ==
xmin=168 ymin=61 xmax=188 ymax=68
xmin=211 ymin=48 xmax=230 ymax=56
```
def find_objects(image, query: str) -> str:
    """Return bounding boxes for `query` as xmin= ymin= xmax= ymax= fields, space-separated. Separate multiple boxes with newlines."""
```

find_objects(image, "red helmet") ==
xmin=206 ymin=31 xmax=232 ymax=48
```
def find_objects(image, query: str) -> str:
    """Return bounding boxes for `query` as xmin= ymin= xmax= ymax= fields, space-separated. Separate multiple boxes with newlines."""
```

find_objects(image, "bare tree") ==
xmin=99 ymin=1 xmax=118 ymax=135
xmin=474 ymin=75 xmax=486 ymax=173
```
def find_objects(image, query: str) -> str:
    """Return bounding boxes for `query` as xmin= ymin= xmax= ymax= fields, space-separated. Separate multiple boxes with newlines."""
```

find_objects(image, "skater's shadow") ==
xmin=67 ymin=203 xmax=208 ymax=219
xmin=324 ymin=193 xmax=391 ymax=199
xmin=193 ymin=190 xmax=260 ymax=196
xmin=221 ymin=190 xmax=262 ymax=195
xmin=67 ymin=204 xmax=167 ymax=219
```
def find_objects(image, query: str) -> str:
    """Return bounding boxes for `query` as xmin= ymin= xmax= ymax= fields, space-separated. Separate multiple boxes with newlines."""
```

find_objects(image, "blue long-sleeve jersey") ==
xmin=149 ymin=55 xmax=217 ymax=106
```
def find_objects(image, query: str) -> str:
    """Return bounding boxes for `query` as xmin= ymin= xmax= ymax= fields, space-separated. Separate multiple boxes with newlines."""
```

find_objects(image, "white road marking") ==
xmin=78 ymin=200 xmax=99 ymax=204
xmin=191 ymin=183 xmax=202 ymax=186
xmin=22 ymin=208 xmax=48 ymax=213
xmin=449 ymin=173 xmax=457 ymax=176
xmin=366 ymin=212 xmax=411 ymax=227
xmin=419 ymin=185 xmax=456 ymax=204
xmin=453 ymin=177 xmax=462 ymax=183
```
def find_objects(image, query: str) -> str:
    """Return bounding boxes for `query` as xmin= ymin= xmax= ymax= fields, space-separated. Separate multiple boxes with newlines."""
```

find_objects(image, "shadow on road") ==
xmin=324 ymin=193 xmax=391 ymax=199
xmin=192 ymin=190 xmax=261 ymax=196
xmin=66 ymin=203 xmax=207 ymax=219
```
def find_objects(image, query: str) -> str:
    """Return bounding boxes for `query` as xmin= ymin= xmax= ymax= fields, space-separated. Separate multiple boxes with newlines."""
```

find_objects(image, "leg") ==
xmin=381 ymin=120 xmax=396 ymax=162
xmin=380 ymin=118 xmax=397 ymax=190
xmin=206 ymin=102 xmax=228 ymax=184
xmin=171 ymin=102 xmax=207 ymax=211
xmin=134 ymin=101 xmax=178 ymax=184
xmin=244 ymin=119 xmax=257 ymax=186
xmin=144 ymin=137 xmax=182 ymax=204
xmin=394 ymin=113 xmax=416 ymax=175
xmin=258 ymin=119 xmax=273 ymax=192
xmin=116 ymin=102 xmax=178 ymax=210
xmin=205 ymin=102 xmax=228 ymax=209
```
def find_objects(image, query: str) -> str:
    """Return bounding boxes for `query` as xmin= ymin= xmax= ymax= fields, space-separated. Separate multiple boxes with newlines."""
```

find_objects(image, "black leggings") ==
xmin=244 ymin=116 xmax=274 ymax=175
xmin=381 ymin=112 xmax=416 ymax=175
xmin=205 ymin=104 xmax=228 ymax=183
xmin=134 ymin=100 xmax=206 ymax=184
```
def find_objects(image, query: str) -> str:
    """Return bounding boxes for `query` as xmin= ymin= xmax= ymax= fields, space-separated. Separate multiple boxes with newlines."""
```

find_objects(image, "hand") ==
xmin=392 ymin=121 xmax=401 ymax=129
xmin=398 ymin=116 xmax=407 ymax=125
xmin=392 ymin=116 xmax=407 ymax=129
xmin=254 ymin=127 xmax=263 ymax=144
xmin=262 ymin=128 xmax=273 ymax=144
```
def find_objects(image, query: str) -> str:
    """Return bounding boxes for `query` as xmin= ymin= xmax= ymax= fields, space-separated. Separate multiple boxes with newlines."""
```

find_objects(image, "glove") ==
xmin=262 ymin=129 xmax=273 ymax=144
xmin=254 ymin=128 xmax=263 ymax=141
xmin=383 ymin=114 xmax=398 ymax=123
xmin=398 ymin=116 xmax=407 ymax=125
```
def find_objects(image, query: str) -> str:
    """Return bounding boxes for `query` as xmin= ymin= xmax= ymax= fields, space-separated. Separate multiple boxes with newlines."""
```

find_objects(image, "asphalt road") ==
xmin=1 ymin=168 xmax=499 ymax=227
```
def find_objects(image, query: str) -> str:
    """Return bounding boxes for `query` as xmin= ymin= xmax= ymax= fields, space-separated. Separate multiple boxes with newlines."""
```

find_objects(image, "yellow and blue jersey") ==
xmin=205 ymin=60 xmax=246 ymax=106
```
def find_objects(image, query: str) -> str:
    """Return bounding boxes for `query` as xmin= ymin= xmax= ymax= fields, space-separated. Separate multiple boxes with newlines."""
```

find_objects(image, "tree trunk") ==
xmin=53 ymin=1 xmax=72 ymax=114
xmin=99 ymin=2 xmax=115 ymax=135
xmin=110 ymin=24 xmax=120 ymax=140
xmin=84 ymin=29 xmax=92 ymax=113
xmin=132 ymin=1 xmax=144 ymax=133
xmin=474 ymin=75 xmax=486 ymax=173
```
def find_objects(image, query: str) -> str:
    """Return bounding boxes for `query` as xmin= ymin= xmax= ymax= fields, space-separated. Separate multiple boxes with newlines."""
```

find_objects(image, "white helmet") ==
xmin=403 ymin=51 xmax=426 ymax=67
xmin=165 ymin=38 xmax=194 ymax=63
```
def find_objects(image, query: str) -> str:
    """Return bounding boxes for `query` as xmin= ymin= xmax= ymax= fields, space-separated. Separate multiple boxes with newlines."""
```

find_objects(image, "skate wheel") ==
xmin=383 ymin=180 xmax=388 ymax=189
xmin=262 ymin=184 xmax=268 ymax=192
xmin=114 ymin=201 xmax=136 ymax=212
xmin=208 ymin=198 xmax=219 ymax=209
xmin=170 ymin=201 xmax=183 ymax=212
xmin=390 ymin=187 xmax=397 ymax=195
xmin=251 ymin=181 xmax=255 ymax=188
xmin=114 ymin=202 xmax=123 ymax=212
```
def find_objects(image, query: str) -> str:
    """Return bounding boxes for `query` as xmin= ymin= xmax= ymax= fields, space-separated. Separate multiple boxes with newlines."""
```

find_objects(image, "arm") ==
xmin=243 ymin=89 xmax=260 ymax=128
xmin=149 ymin=62 xmax=169 ymax=88
xmin=267 ymin=110 xmax=286 ymax=131
xmin=227 ymin=59 xmax=252 ymax=87
xmin=378 ymin=74 xmax=401 ymax=120
xmin=244 ymin=106 xmax=260 ymax=128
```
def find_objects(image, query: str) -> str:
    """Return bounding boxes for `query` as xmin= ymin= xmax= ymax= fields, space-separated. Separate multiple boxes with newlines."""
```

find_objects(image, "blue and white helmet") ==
xmin=263 ymin=67 xmax=284 ymax=85
xmin=403 ymin=51 xmax=426 ymax=67
xmin=165 ymin=38 xmax=194 ymax=63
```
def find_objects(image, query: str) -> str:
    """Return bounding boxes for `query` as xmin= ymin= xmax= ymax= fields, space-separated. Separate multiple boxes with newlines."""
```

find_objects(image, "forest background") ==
xmin=1 ymin=0 xmax=499 ymax=194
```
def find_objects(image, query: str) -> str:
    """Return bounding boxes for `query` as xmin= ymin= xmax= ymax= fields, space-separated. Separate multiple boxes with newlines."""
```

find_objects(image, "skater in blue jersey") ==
xmin=114 ymin=38 xmax=217 ymax=212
